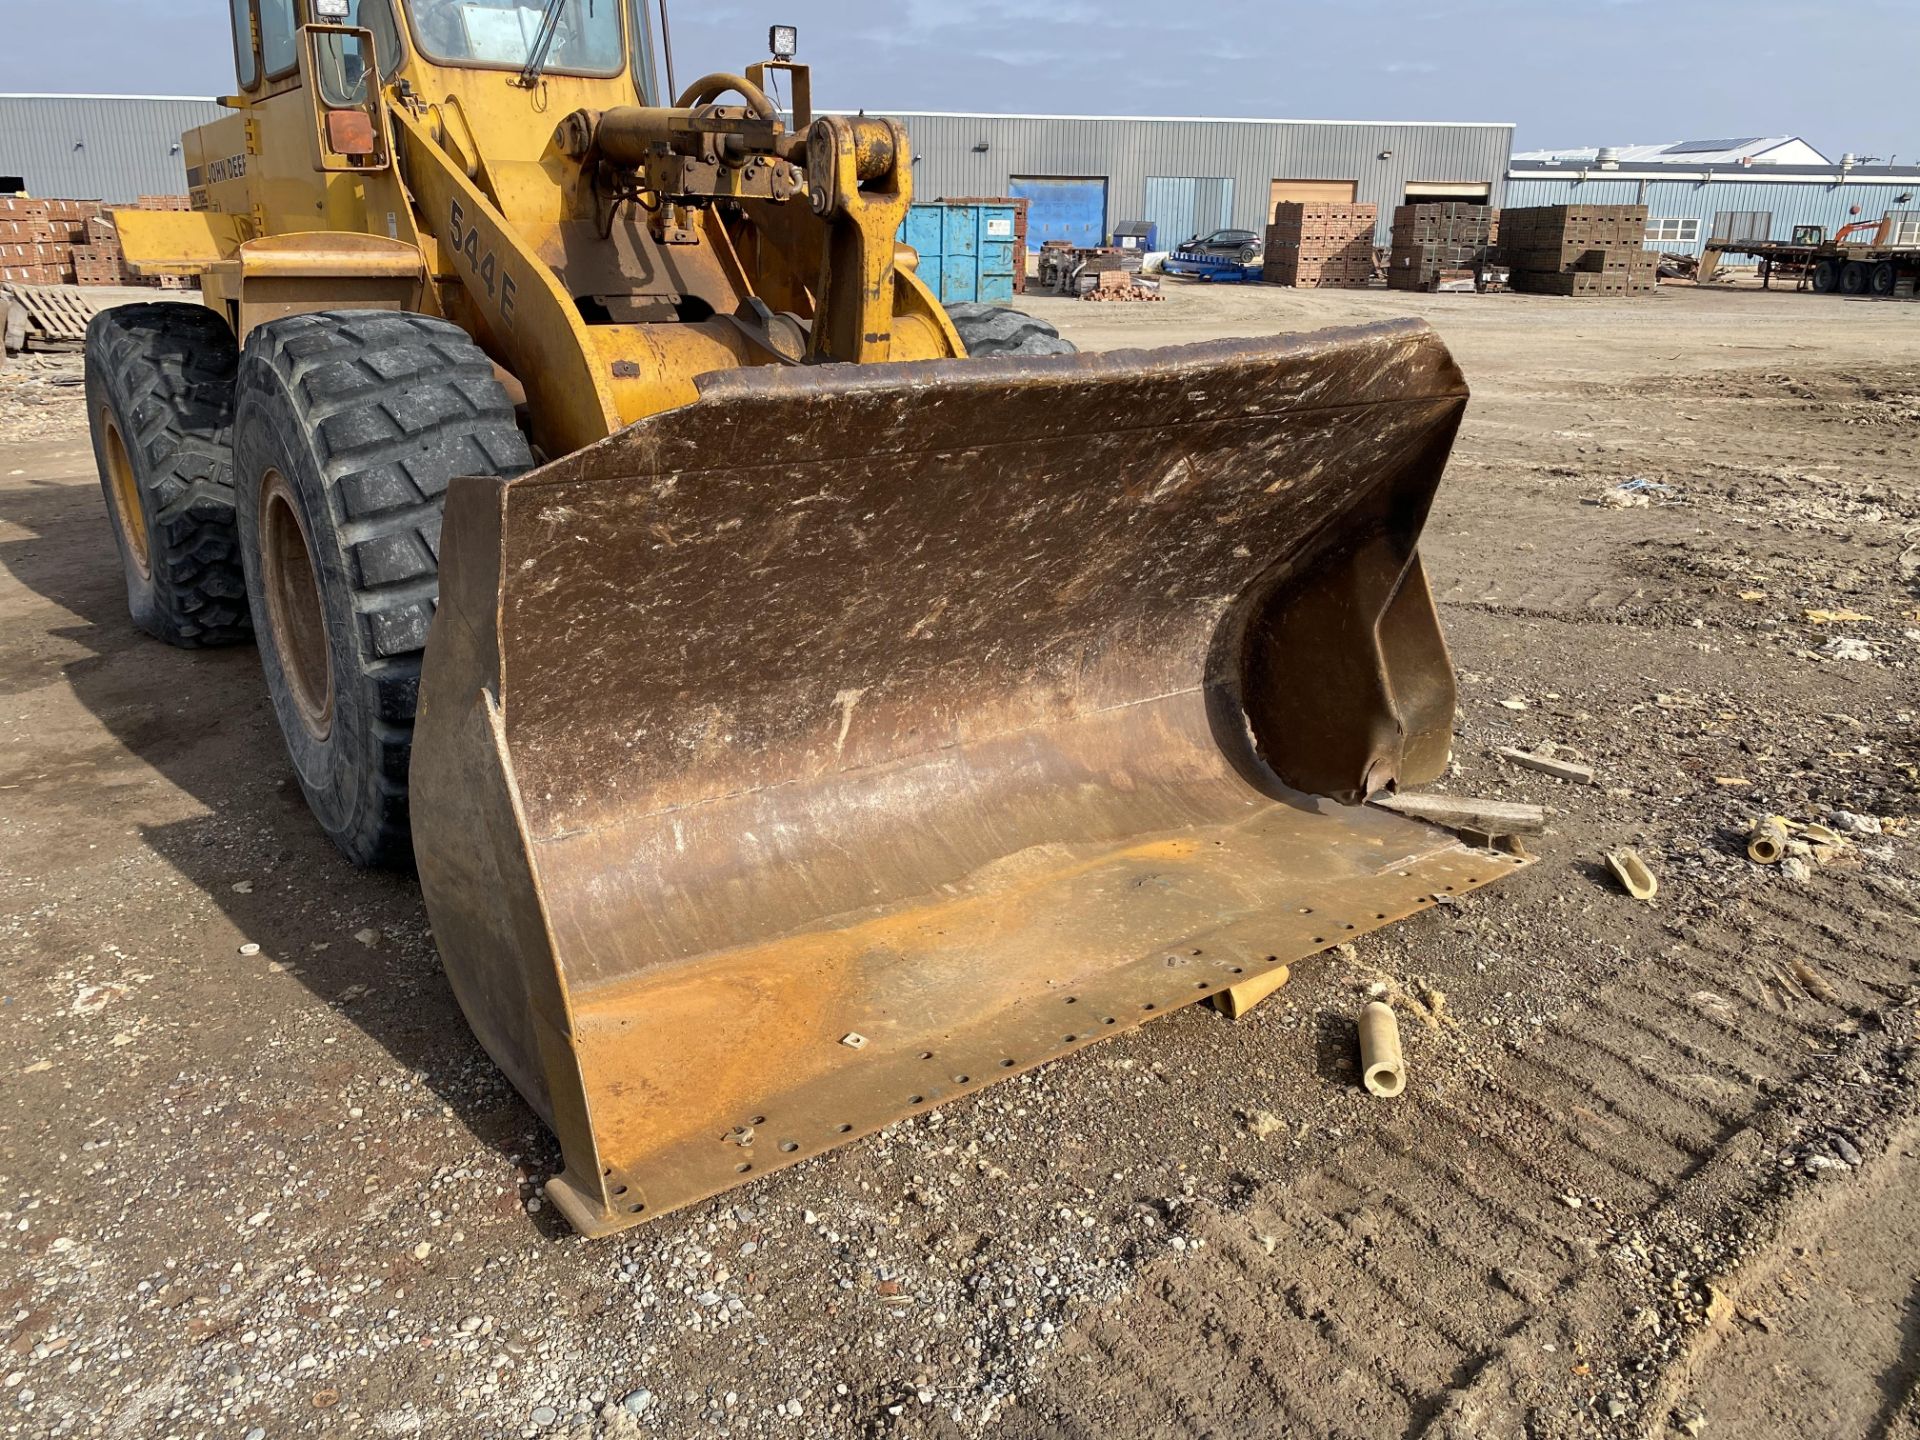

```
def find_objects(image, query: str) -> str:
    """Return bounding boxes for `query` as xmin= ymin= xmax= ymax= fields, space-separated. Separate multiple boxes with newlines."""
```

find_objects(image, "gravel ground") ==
xmin=2 ymin=280 xmax=1917 ymax=1439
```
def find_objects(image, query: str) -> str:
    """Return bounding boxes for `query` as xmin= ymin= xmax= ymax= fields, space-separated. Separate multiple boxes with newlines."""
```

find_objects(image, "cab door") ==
xmin=238 ymin=0 xmax=397 ymax=235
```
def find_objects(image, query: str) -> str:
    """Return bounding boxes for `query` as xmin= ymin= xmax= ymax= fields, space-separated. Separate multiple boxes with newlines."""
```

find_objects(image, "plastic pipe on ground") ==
xmin=1358 ymin=1001 xmax=1405 ymax=1098
xmin=1606 ymin=848 xmax=1659 ymax=901
xmin=1747 ymin=817 xmax=1789 ymax=864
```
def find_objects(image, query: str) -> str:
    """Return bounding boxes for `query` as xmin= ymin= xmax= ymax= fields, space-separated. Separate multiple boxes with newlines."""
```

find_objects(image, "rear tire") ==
xmin=232 ymin=311 xmax=531 ymax=869
xmin=1840 ymin=260 xmax=1869 ymax=295
xmin=83 ymin=303 xmax=250 ymax=647
xmin=1869 ymin=260 xmax=1898 ymax=298
xmin=1812 ymin=257 xmax=1841 ymax=294
xmin=946 ymin=302 xmax=1077 ymax=357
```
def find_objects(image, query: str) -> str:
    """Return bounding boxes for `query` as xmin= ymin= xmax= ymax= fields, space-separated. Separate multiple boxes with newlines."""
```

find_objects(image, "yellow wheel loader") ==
xmin=85 ymin=0 xmax=1522 ymax=1236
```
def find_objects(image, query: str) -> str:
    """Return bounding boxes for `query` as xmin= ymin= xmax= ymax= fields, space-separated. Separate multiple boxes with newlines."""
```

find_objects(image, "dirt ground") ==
xmin=2 ymin=279 xmax=1917 ymax=1440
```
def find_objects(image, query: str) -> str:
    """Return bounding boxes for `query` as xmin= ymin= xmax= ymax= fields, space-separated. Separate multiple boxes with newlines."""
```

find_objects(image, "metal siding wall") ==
xmin=1502 ymin=177 xmax=1643 ymax=208
xmin=1504 ymin=174 xmax=1920 ymax=265
xmin=1194 ymin=177 xmax=1233 ymax=234
xmin=0 ymin=97 xmax=1515 ymax=248
xmin=897 ymin=116 xmax=1513 ymax=244
xmin=0 ymin=97 xmax=222 ymax=201
xmin=1142 ymin=177 xmax=1197 ymax=251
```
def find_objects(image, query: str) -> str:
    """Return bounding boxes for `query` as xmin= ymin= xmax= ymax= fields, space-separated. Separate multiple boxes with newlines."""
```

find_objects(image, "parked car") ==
xmin=1179 ymin=228 xmax=1262 ymax=263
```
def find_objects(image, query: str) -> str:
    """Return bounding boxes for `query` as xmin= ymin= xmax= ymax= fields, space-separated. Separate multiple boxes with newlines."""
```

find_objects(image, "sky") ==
xmin=0 ymin=0 xmax=1912 ymax=160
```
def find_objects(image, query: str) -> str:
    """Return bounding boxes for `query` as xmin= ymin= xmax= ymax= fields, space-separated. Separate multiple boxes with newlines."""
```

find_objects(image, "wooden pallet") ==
xmin=2 ymin=282 xmax=108 ymax=346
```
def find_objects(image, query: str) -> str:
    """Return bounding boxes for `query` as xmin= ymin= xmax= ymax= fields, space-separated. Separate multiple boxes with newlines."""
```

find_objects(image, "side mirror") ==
xmin=298 ymin=24 xmax=391 ymax=174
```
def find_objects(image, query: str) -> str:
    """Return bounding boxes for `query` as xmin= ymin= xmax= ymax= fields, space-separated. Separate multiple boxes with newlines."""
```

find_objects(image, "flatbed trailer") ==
xmin=1700 ymin=214 xmax=1920 ymax=297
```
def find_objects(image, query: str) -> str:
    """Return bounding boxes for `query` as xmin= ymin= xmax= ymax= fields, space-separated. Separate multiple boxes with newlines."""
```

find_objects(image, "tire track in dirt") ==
xmin=1433 ymin=570 xmax=1658 ymax=619
xmin=1669 ymin=1115 xmax=1920 ymax=1439
xmin=1001 ymin=871 xmax=1915 ymax=1439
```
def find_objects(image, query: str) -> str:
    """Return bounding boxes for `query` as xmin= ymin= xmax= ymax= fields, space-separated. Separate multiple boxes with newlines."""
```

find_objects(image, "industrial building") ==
xmin=0 ymin=94 xmax=225 ymax=204
xmin=3 ymin=93 xmax=1515 ymax=251
xmin=1507 ymin=138 xmax=1920 ymax=262
xmin=9 ymin=94 xmax=1912 ymax=269
xmin=883 ymin=112 xmax=1515 ymax=251
xmin=1513 ymin=136 xmax=1834 ymax=168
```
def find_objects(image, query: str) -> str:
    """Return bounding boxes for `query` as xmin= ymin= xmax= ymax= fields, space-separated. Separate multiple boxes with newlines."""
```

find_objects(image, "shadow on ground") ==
xmin=0 ymin=455 xmax=547 ymax=1170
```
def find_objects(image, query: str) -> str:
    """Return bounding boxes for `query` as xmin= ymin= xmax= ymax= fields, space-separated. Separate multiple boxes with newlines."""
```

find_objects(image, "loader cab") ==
xmin=227 ymin=0 xmax=661 ymax=106
xmin=227 ymin=0 xmax=396 ymax=99
xmin=222 ymin=0 xmax=408 ymax=99
xmin=212 ymin=0 xmax=662 ymax=244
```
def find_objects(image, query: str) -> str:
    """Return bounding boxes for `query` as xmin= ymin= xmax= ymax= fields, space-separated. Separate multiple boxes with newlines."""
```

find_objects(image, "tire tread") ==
xmin=235 ymin=311 xmax=531 ymax=868
xmin=83 ymin=303 xmax=250 ymax=646
xmin=945 ymin=301 xmax=1078 ymax=358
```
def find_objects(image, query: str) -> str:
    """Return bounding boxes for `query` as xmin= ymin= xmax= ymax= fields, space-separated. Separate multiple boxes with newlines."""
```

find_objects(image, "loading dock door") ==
xmin=1402 ymin=181 xmax=1494 ymax=205
xmin=1009 ymin=176 xmax=1108 ymax=251
xmin=1268 ymin=178 xmax=1358 ymax=222
xmin=1144 ymin=177 xmax=1236 ymax=249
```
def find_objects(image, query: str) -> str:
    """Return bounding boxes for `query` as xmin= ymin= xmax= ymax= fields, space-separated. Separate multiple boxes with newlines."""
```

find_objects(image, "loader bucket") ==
xmin=411 ymin=319 xmax=1524 ymax=1236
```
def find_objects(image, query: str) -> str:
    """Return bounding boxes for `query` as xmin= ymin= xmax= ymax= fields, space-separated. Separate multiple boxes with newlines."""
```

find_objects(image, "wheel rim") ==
xmin=100 ymin=409 xmax=150 ymax=579
xmin=259 ymin=468 xmax=335 ymax=742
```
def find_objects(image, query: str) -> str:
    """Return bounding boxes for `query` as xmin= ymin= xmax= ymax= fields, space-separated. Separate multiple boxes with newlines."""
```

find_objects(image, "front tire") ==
xmin=83 ymin=303 xmax=250 ymax=647
xmin=946 ymin=302 xmax=1077 ymax=357
xmin=232 ymin=311 xmax=531 ymax=868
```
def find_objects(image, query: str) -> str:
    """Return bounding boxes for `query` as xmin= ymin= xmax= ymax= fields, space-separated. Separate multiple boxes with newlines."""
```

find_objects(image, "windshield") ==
xmin=405 ymin=0 xmax=624 ymax=75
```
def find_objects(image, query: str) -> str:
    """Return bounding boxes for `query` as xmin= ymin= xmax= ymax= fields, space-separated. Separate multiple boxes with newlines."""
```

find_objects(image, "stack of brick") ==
xmin=1262 ymin=203 xmax=1378 ymax=288
xmin=1 ymin=198 xmax=121 ymax=285
xmin=1080 ymin=268 xmax=1163 ymax=302
xmin=1 ymin=199 xmax=60 ymax=285
xmin=1069 ymin=252 xmax=1142 ymax=296
xmin=0 ymin=198 xmax=108 ymax=284
xmin=1501 ymin=205 xmax=1657 ymax=296
xmin=1388 ymin=203 xmax=1497 ymax=292
xmin=0 ymin=196 xmax=195 ymax=288
xmin=41 ymin=199 xmax=105 ymax=284
xmin=1040 ymin=243 xmax=1141 ymax=294
xmin=73 ymin=214 xmax=130 ymax=286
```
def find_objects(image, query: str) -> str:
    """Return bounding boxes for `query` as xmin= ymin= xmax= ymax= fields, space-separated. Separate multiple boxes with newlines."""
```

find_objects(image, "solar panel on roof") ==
xmin=1662 ymin=138 xmax=1768 ymax=155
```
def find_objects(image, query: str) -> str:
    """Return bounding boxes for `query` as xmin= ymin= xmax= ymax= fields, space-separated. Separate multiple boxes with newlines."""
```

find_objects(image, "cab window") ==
xmin=357 ymin=0 xmax=406 ymax=77
xmin=261 ymin=0 xmax=299 ymax=76
xmin=405 ymin=0 xmax=624 ymax=76
xmin=311 ymin=0 xmax=405 ymax=101
xmin=626 ymin=0 xmax=658 ymax=104
xmin=230 ymin=0 xmax=260 ymax=89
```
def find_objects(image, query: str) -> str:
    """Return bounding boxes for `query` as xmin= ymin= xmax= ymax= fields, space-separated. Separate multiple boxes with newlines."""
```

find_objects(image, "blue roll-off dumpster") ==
xmin=899 ymin=201 xmax=1020 ymax=304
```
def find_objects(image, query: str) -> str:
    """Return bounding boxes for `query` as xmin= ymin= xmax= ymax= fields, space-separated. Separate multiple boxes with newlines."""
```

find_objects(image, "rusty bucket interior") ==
xmin=411 ymin=319 xmax=1525 ymax=1236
